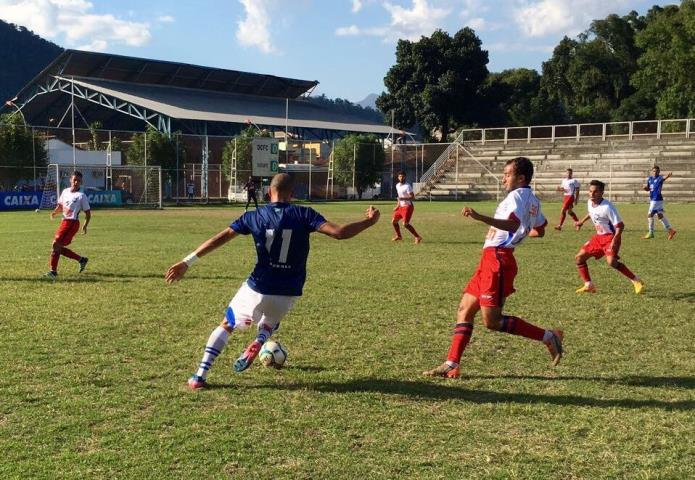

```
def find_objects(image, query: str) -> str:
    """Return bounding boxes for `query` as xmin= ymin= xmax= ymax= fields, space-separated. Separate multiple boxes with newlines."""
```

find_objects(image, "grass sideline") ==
xmin=1 ymin=201 xmax=693 ymax=479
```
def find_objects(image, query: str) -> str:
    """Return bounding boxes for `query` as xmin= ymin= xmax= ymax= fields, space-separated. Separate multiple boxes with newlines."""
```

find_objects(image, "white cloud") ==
xmin=157 ymin=15 xmax=175 ymax=23
xmin=336 ymin=25 xmax=361 ymax=36
xmin=351 ymin=0 xmax=363 ymax=13
xmin=236 ymin=0 xmax=276 ymax=54
xmin=467 ymin=17 xmax=486 ymax=30
xmin=514 ymin=0 xmax=631 ymax=37
xmin=0 ymin=0 xmax=151 ymax=50
xmin=383 ymin=0 xmax=451 ymax=40
xmin=337 ymin=0 xmax=451 ymax=42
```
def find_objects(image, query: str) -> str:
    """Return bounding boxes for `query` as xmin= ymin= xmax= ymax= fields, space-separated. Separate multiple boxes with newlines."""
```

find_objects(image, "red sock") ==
xmin=447 ymin=322 xmax=474 ymax=363
xmin=569 ymin=211 xmax=579 ymax=222
xmin=615 ymin=262 xmax=637 ymax=281
xmin=404 ymin=224 xmax=420 ymax=238
xmin=577 ymin=263 xmax=591 ymax=282
xmin=392 ymin=222 xmax=402 ymax=238
xmin=500 ymin=315 xmax=545 ymax=341
xmin=50 ymin=251 xmax=60 ymax=272
xmin=559 ymin=211 xmax=566 ymax=226
xmin=61 ymin=248 xmax=81 ymax=261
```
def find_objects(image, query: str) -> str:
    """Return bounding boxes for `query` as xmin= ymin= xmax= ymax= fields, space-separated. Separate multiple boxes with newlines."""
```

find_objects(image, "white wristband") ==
xmin=183 ymin=253 xmax=199 ymax=267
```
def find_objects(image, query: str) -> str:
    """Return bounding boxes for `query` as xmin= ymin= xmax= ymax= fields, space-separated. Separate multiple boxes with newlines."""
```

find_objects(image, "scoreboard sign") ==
xmin=252 ymin=138 xmax=280 ymax=176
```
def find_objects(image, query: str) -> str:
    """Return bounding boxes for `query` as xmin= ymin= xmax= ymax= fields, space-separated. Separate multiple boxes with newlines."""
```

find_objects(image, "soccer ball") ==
xmin=259 ymin=340 xmax=288 ymax=368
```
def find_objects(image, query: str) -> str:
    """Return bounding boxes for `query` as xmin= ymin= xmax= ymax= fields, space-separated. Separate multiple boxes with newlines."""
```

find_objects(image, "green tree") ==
xmin=631 ymin=3 xmax=695 ymax=119
xmin=221 ymin=126 xmax=271 ymax=182
xmin=332 ymin=134 xmax=384 ymax=199
xmin=0 ymin=113 xmax=47 ymax=189
xmin=540 ymin=11 xmax=645 ymax=122
xmin=377 ymin=28 xmax=489 ymax=141
xmin=481 ymin=68 xmax=561 ymax=126
xmin=126 ymin=126 xmax=186 ymax=175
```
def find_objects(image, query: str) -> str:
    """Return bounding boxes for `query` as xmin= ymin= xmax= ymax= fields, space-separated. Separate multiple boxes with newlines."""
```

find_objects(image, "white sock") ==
xmin=445 ymin=360 xmax=459 ymax=368
xmin=195 ymin=326 xmax=229 ymax=380
xmin=648 ymin=216 xmax=655 ymax=232
xmin=659 ymin=215 xmax=671 ymax=230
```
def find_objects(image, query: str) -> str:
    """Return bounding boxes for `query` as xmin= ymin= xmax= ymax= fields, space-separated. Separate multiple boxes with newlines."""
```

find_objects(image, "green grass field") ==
xmin=1 ymin=201 xmax=693 ymax=479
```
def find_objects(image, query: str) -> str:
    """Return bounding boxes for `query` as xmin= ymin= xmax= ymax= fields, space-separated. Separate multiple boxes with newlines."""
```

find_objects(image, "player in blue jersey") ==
xmin=165 ymin=173 xmax=381 ymax=390
xmin=643 ymin=166 xmax=676 ymax=240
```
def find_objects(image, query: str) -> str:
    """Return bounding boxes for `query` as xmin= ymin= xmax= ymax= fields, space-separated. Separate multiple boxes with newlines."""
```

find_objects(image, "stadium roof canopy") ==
xmin=5 ymin=50 xmax=401 ymax=139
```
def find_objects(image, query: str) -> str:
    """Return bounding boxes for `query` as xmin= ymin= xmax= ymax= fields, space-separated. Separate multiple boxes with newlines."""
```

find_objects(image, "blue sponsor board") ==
xmin=0 ymin=191 xmax=44 ymax=210
xmin=0 ymin=189 xmax=122 ymax=210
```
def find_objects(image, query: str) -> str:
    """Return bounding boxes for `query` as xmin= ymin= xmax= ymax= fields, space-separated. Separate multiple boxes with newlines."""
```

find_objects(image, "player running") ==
xmin=45 ymin=171 xmax=90 ymax=279
xmin=574 ymin=180 xmax=644 ymax=294
xmin=391 ymin=171 xmax=422 ymax=244
xmin=423 ymin=157 xmax=564 ymax=379
xmin=643 ymin=166 xmax=676 ymax=240
xmin=165 ymin=173 xmax=380 ymax=390
xmin=554 ymin=168 xmax=580 ymax=231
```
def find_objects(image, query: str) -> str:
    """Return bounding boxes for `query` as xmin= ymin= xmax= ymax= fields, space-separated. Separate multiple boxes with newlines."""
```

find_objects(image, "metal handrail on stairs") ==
xmin=415 ymin=131 xmax=464 ymax=195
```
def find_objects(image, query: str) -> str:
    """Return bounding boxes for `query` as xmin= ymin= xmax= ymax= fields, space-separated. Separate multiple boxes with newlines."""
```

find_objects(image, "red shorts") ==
xmin=562 ymin=196 xmax=575 ymax=210
xmin=464 ymin=247 xmax=517 ymax=308
xmin=54 ymin=219 xmax=80 ymax=246
xmin=582 ymin=234 xmax=620 ymax=259
xmin=392 ymin=204 xmax=414 ymax=223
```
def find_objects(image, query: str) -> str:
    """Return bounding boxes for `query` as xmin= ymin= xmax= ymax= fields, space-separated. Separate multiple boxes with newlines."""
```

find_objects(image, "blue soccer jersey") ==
xmin=230 ymin=203 xmax=326 ymax=296
xmin=647 ymin=175 xmax=665 ymax=201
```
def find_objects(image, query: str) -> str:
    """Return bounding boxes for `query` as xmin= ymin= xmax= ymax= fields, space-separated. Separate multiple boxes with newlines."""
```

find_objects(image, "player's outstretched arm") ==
xmin=165 ymin=227 xmax=238 ymax=283
xmin=82 ymin=210 xmax=91 ymax=234
xmin=462 ymin=206 xmax=520 ymax=233
xmin=317 ymin=206 xmax=380 ymax=240
xmin=575 ymin=214 xmax=590 ymax=229
xmin=49 ymin=204 xmax=62 ymax=220
xmin=664 ymin=172 xmax=673 ymax=181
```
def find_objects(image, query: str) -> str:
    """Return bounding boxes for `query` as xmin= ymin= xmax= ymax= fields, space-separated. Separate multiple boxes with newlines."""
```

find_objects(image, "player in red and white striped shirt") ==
xmin=45 ymin=171 xmax=91 ymax=279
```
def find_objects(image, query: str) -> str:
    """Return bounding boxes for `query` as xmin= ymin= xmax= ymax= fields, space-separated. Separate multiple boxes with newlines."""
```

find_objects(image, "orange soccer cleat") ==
xmin=667 ymin=229 xmax=677 ymax=240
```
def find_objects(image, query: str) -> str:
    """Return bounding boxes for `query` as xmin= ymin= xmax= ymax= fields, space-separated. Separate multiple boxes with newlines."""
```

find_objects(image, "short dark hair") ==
xmin=566 ymin=168 xmax=573 ymax=173
xmin=72 ymin=171 xmax=83 ymax=178
xmin=270 ymin=173 xmax=293 ymax=194
xmin=589 ymin=179 xmax=605 ymax=191
xmin=397 ymin=171 xmax=406 ymax=177
xmin=506 ymin=157 xmax=534 ymax=184
xmin=652 ymin=165 xmax=660 ymax=170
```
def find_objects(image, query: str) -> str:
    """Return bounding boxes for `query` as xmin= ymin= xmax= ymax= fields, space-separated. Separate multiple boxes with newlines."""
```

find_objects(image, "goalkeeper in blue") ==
xmin=165 ymin=173 xmax=381 ymax=390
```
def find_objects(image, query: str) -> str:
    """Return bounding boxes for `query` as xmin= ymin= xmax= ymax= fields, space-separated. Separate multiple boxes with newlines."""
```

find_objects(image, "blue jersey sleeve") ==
xmin=230 ymin=213 xmax=251 ymax=235
xmin=303 ymin=207 xmax=327 ymax=232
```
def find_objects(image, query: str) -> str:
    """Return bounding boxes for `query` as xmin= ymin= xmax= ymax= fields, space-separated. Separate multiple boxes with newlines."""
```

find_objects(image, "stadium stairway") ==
xmin=416 ymin=137 xmax=695 ymax=202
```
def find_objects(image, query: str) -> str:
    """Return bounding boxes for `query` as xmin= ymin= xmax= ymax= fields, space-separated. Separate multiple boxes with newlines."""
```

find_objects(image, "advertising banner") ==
xmin=0 ymin=189 xmax=122 ymax=211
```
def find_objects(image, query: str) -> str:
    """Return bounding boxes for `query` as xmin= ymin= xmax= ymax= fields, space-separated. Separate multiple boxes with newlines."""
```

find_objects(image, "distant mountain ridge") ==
xmin=356 ymin=93 xmax=378 ymax=110
xmin=0 ymin=19 xmax=62 ymax=105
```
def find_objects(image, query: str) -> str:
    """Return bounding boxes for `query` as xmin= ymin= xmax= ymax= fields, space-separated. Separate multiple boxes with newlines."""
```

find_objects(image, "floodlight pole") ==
xmin=71 ymin=77 xmax=76 ymax=168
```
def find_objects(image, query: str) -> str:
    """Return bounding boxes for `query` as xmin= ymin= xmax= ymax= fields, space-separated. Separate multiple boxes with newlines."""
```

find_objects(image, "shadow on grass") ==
xmin=464 ymin=374 xmax=695 ymax=389
xmin=0 ymin=276 xmax=103 ymax=283
xmin=238 ymin=377 xmax=693 ymax=411
xmin=669 ymin=292 xmax=695 ymax=303
xmin=91 ymin=272 xmax=239 ymax=281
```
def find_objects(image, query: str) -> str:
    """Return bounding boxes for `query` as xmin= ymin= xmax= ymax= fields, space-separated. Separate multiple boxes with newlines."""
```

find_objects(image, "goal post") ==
xmin=39 ymin=164 xmax=162 ymax=209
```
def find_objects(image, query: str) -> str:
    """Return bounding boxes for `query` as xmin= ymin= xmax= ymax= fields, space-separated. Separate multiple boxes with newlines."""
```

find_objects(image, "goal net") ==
xmin=39 ymin=164 xmax=162 ymax=209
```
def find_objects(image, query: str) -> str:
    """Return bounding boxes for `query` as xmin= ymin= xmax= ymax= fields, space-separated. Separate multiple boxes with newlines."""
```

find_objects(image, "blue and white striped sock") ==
xmin=195 ymin=326 xmax=229 ymax=381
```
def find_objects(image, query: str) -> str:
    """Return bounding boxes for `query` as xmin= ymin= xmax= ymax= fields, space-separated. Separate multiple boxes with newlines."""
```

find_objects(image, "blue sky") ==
xmin=0 ymin=0 xmax=675 ymax=103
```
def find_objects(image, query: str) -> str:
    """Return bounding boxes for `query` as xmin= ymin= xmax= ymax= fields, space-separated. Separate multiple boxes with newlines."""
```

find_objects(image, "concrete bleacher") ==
xmin=417 ymin=137 xmax=695 ymax=202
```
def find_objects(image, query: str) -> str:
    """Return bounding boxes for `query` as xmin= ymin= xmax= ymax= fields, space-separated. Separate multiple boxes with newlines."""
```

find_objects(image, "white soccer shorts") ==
xmin=648 ymin=200 xmax=664 ymax=214
xmin=224 ymin=281 xmax=297 ymax=332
